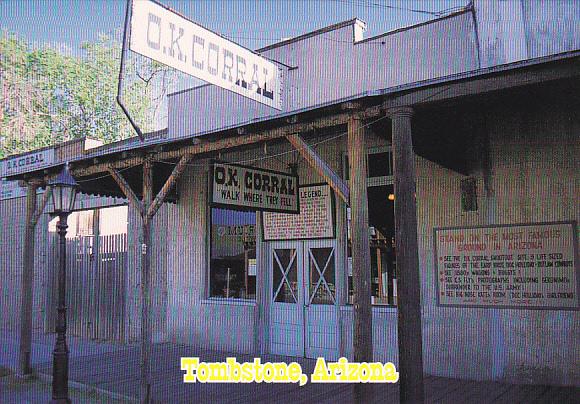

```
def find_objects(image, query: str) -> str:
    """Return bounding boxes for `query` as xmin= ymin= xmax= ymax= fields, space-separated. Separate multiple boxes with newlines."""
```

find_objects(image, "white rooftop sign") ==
xmin=130 ymin=0 xmax=284 ymax=110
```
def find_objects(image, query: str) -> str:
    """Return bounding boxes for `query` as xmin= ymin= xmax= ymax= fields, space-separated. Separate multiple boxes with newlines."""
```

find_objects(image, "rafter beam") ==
xmin=285 ymin=133 xmax=350 ymax=203
xmin=146 ymin=153 xmax=192 ymax=220
xmin=72 ymin=111 xmax=380 ymax=178
xmin=67 ymin=107 xmax=388 ymax=180
xmin=107 ymin=166 xmax=143 ymax=215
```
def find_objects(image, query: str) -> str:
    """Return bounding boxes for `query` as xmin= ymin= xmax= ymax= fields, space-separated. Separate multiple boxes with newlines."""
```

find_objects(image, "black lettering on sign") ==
xmin=192 ymin=35 xmax=204 ymax=69
xmin=214 ymin=166 xmax=226 ymax=184
xmin=222 ymin=49 xmax=234 ymax=82
xmin=253 ymin=173 xmax=262 ymax=190
xmin=262 ymin=67 xmax=274 ymax=100
xmin=244 ymin=172 xmax=252 ymax=189
xmin=207 ymin=43 xmax=219 ymax=76
xmin=168 ymin=22 xmax=185 ymax=62
xmin=226 ymin=168 xmax=238 ymax=187
xmin=249 ymin=63 xmax=261 ymax=94
xmin=236 ymin=56 xmax=247 ymax=88
xmin=270 ymin=176 xmax=279 ymax=193
xmin=147 ymin=13 xmax=161 ymax=50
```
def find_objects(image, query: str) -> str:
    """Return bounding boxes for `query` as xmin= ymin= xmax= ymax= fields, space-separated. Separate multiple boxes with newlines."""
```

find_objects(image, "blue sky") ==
xmin=2 ymin=0 xmax=469 ymax=52
xmin=1 ymin=0 xmax=469 ymax=129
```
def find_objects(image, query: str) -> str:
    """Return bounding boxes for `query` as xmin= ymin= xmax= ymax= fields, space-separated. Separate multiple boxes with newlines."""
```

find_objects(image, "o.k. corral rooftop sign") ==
xmin=129 ymin=0 xmax=284 ymax=110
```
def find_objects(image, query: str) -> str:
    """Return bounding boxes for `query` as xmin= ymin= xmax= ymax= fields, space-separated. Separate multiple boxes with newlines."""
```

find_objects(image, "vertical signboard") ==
xmin=129 ymin=0 xmax=284 ymax=110
xmin=262 ymin=184 xmax=335 ymax=241
xmin=435 ymin=221 xmax=579 ymax=309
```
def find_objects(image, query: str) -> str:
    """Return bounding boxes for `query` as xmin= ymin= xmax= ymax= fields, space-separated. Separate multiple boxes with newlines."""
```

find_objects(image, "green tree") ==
xmin=0 ymin=32 xmax=168 ymax=159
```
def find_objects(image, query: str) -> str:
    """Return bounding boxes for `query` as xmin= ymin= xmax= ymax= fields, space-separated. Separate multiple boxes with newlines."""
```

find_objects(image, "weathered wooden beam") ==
xmin=285 ymin=134 xmax=350 ymax=203
xmin=18 ymin=182 xmax=52 ymax=377
xmin=140 ymin=160 xmax=153 ymax=404
xmin=160 ymin=113 xmax=355 ymax=160
xmin=107 ymin=167 xmax=143 ymax=215
xmin=18 ymin=180 xmax=41 ymax=377
xmin=71 ymin=113 xmax=361 ymax=178
xmin=346 ymin=115 xmax=373 ymax=403
xmin=146 ymin=154 xmax=192 ymax=220
xmin=73 ymin=157 xmax=144 ymax=178
xmin=387 ymin=106 xmax=425 ymax=403
xmin=31 ymin=186 xmax=52 ymax=226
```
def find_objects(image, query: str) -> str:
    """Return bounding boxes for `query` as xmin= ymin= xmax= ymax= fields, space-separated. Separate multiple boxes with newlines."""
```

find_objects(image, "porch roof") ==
xmin=3 ymin=49 xmax=580 ymax=200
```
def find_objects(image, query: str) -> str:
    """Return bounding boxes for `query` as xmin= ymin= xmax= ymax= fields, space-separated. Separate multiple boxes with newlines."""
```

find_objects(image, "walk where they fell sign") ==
xmin=210 ymin=162 xmax=298 ymax=214
xmin=129 ymin=0 xmax=284 ymax=110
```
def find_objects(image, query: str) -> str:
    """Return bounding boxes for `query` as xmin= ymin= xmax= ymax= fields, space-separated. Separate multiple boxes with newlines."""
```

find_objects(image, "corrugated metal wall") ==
xmin=125 ymin=201 xmax=171 ymax=343
xmin=474 ymin=0 xmax=580 ymax=68
xmin=46 ymin=233 xmax=127 ymax=341
xmin=0 ymin=193 xmax=50 ymax=333
xmin=0 ymin=191 xmax=127 ymax=338
xmin=168 ymin=12 xmax=478 ymax=139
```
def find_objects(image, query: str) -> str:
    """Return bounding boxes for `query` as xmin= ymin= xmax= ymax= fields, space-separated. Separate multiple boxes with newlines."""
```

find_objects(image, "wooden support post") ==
xmin=388 ymin=106 xmax=425 ymax=403
xmin=18 ymin=182 xmax=51 ymax=377
xmin=285 ymin=134 xmax=350 ymax=203
xmin=108 ymin=156 xmax=185 ymax=403
xmin=347 ymin=114 xmax=373 ymax=402
xmin=140 ymin=160 xmax=153 ymax=404
xmin=18 ymin=181 xmax=40 ymax=377
xmin=90 ymin=208 xmax=101 ymax=340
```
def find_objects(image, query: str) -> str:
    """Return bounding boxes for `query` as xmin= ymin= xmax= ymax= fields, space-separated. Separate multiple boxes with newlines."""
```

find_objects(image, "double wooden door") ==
xmin=269 ymin=239 xmax=339 ymax=359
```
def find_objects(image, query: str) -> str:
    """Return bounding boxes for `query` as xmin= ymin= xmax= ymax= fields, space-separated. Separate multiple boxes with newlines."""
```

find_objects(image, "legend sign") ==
xmin=262 ymin=184 xmax=335 ymax=241
xmin=435 ymin=222 xmax=578 ymax=309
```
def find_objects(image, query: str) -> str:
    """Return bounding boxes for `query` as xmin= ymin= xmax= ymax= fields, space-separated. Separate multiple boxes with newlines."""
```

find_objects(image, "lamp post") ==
xmin=48 ymin=164 xmax=78 ymax=404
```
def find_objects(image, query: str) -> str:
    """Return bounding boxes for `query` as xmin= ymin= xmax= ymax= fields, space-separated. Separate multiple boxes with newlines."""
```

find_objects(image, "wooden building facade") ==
xmin=1 ymin=1 xmax=578 ymax=396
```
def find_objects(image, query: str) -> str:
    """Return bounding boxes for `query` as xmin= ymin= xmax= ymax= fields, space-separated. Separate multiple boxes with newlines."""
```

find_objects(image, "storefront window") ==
xmin=209 ymin=208 xmax=256 ymax=299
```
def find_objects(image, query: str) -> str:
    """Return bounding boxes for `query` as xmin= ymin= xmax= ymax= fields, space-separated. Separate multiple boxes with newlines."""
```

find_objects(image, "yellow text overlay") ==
xmin=180 ymin=357 xmax=399 ymax=386
xmin=311 ymin=357 xmax=399 ymax=383
xmin=180 ymin=357 xmax=308 ymax=386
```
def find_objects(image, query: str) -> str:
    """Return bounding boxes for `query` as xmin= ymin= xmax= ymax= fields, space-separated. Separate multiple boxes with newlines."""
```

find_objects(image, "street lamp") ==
xmin=48 ymin=164 xmax=78 ymax=404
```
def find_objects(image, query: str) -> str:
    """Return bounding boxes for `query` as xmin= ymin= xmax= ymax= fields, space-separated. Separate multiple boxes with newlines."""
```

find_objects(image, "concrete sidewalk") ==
xmin=0 ymin=328 xmax=131 ymax=372
xmin=0 ymin=373 xmax=132 ymax=404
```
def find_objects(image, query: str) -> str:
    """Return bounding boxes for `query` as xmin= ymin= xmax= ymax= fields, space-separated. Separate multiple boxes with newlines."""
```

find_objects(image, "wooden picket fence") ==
xmin=47 ymin=233 xmax=127 ymax=342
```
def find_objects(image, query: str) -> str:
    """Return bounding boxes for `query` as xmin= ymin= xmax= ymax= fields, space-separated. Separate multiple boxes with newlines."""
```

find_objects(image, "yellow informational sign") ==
xmin=435 ymin=221 xmax=578 ymax=309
